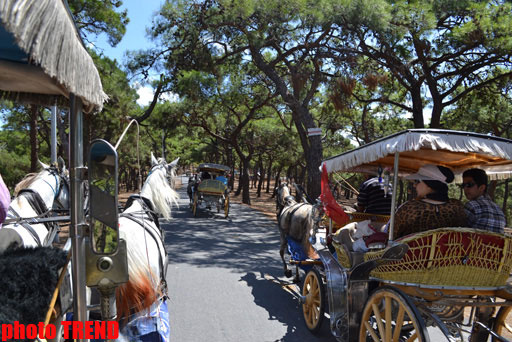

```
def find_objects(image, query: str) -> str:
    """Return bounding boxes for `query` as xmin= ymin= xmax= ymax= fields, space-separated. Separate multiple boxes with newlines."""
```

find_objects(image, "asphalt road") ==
xmin=162 ymin=181 xmax=337 ymax=342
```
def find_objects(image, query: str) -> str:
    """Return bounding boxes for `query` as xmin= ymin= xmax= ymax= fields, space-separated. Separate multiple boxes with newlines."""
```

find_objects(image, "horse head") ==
xmin=152 ymin=153 xmax=179 ymax=190
xmin=276 ymin=181 xmax=295 ymax=214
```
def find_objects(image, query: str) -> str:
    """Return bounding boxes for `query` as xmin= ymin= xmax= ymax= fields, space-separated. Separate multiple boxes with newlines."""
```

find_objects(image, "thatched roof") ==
xmin=0 ymin=0 xmax=107 ymax=112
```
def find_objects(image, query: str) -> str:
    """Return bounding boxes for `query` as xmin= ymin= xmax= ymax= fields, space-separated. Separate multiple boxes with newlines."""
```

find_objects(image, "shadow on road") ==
xmin=240 ymin=272 xmax=336 ymax=341
xmin=162 ymin=201 xmax=281 ymax=273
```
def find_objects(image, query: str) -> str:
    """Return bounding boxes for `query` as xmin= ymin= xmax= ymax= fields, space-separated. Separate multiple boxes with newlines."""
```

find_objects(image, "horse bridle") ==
xmin=46 ymin=167 xmax=70 ymax=211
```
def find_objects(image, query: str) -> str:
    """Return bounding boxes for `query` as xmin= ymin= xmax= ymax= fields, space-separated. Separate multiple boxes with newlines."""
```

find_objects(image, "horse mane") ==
xmin=13 ymin=173 xmax=39 ymax=196
xmin=142 ymin=165 xmax=179 ymax=220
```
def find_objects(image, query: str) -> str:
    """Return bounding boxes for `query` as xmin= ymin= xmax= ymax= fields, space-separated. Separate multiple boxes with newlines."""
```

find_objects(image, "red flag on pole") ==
xmin=320 ymin=163 xmax=349 ymax=226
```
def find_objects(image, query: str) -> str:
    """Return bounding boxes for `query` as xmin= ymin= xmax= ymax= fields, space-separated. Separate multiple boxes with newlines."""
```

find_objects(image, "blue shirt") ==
xmin=464 ymin=195 xmax=506 ymax=233
xmin=216 ymin=175 xmax=228 ymax=186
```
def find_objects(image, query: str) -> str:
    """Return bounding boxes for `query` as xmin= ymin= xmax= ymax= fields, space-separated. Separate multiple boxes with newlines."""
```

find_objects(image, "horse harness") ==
xmin=120 ymin=195 xmax=168 ymax=290
xmin=6 ymin=189 xmax=55 ymax=247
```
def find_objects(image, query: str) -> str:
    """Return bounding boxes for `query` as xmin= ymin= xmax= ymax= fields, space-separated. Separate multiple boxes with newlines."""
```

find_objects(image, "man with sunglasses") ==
xmin=462 ymin=168 xmax=506 ymax=233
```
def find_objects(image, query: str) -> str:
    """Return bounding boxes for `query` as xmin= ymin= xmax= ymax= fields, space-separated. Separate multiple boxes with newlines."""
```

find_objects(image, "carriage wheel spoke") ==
xmin=364 ymin=321 xmax=381 ymax=342
xmin=392 ymin=305 xmax=405 ymax=342
xmin=372 ymin=303 xmax=386 ymax=338
xmin=407 ymin=332 xmax=418 ymax=342
xmin=385 ymin=296 xmax=392 ymax=342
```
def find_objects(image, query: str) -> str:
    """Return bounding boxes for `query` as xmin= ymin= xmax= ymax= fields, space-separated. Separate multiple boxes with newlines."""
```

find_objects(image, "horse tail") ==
xmin=116 ymin=270 xmax=161 ymax=322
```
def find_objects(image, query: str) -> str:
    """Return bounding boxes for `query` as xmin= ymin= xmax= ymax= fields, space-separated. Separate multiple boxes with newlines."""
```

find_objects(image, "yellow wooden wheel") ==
xmin=493 ymin=306 xmax=512 ymax=341
xmin=302 ymin=268 xmax=325 ymax=334
xmin=224 ymin=196 xmax=229 ymax=218
xmin=359 ymin=286 xmax=428 ymax=342
xmin=192 ymin=192 xmax=198 ymax=217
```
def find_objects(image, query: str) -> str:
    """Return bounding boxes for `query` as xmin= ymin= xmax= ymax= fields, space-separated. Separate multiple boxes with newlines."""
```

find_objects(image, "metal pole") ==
xmin=388 ymin=151 xmax=400 ymax=242
xmin=51 ymin=105 xmax=57 ymax=164
xmin=69 ymin=94 xmax=88 ymax=342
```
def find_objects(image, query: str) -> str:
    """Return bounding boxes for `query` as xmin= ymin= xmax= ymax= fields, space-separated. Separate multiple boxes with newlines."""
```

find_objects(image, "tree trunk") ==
xmin=410 ymin=86 xmax=425 ymax=128
xmin=256 ymin=156 xmax=264 ymax=197
xmin=272 ymin=165 xmax=283 ymax=199
xmin=57 ymin=109 xmax=69 ymax=165
xmin=265 ymin=156 xmax=273 ymax=193
xmin=304 ymin=135 xmax=323 ymax=200
xmin=29 ymin=105 xmax=39 ymax=172
xmin=241 ymin=158 xmax=251 ymax=205
xmin=235 ymin=162 xmax=243 ymax=196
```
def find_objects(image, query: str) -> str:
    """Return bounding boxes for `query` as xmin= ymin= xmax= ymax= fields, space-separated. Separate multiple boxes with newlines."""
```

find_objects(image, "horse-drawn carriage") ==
xmin=279 ymin=129 xmax=512 ymax=341
xmin=0 ymin=1 xmax=175 ymax=341
xmin=190 ymin=163 xmax=230 ymax=218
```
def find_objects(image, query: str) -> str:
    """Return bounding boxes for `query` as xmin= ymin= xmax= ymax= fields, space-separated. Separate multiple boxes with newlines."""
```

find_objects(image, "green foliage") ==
xmin=68 ymin=0 xmax=129 ymax=47
xmin=0 ymin=130 xmax=30 ymax=190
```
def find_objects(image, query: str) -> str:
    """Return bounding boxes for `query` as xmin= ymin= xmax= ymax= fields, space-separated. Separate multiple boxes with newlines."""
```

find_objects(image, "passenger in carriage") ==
xmin=356 ymin=175 xmax=392 ymax=215
xmin=462 ymin=168 xmax=506 ymax=233
xmin=335 ymin=164 xmax=467 ymax=251
xmin=391 ymin=164 xmax=467 ymax=239
xmin=201 ymin=171 xmax=211 ymax=180
xmin=216 ymin=174 xmax=228 ymax=186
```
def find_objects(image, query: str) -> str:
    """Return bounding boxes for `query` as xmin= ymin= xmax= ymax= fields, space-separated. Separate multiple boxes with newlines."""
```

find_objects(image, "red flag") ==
xmin=320 ymin=163 xmax=349 ymax=226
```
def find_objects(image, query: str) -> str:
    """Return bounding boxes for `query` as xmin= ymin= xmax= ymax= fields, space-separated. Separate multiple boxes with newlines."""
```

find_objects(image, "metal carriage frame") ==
xmin=299 ymin=129 xmax=512 ymax=342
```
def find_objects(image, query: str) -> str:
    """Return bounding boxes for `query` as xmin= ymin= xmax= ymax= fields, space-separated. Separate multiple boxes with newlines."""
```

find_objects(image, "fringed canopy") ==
xmin=323 ymin=129 xmax=512 ymax=181
xmin=0 ymin=0 xmax=107 ymax=112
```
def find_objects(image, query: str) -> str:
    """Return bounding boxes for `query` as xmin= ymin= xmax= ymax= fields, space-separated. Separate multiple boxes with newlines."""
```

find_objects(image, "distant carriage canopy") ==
xmin=323 ymin=129 xmax=512 ymax=181
xmin=197 ymin=163 xmax=230 ymax=174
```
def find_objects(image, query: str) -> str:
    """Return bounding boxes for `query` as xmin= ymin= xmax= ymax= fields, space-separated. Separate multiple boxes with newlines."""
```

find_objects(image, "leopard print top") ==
xmin=393 ymin=199 xmax=467 ymax=239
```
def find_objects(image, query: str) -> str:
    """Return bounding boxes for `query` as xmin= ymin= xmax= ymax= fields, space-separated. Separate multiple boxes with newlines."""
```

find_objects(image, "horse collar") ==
xmin=124 ymin=194 xmax=159 ymax=228
xmin=17 ymin=189 xmax=50 ymax=218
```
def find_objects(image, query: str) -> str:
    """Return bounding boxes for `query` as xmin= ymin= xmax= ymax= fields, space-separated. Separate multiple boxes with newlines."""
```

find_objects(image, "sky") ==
xmin=93 ymin=0 xmax=166 ymax=106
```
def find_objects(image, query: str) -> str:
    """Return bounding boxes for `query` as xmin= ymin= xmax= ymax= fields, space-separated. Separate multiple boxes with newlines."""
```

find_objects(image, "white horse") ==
xmin=0 ymin=160 xmax=69 ymax=252
xmin=116 ymin=153 xmax=179 ymax=336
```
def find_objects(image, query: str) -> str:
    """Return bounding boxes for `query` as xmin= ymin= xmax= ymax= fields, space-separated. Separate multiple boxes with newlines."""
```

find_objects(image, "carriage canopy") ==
xmin=197 ymin=163 xmax=231 ymax=174
xmin=323 ymin=129 xmax=512 ymax=181
xmin=0 ymin=0 xmax=107 ymax=112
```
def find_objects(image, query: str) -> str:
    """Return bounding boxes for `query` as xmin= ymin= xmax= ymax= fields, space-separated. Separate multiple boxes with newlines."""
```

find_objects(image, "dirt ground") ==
xmin=228 ymin=184 xmax=278 ymax=221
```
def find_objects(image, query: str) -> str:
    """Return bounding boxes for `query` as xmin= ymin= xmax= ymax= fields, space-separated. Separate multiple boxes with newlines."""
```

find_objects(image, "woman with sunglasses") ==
xmin=390 ymin=164 xmax=467 ymax=239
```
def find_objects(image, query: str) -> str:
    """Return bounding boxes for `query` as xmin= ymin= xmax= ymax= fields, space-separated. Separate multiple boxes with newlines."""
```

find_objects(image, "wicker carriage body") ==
xmin=333 ymin=227 xmax=512 ymax=287
xmin=197 ymin=179 xmax=227 ymax=195
xmin=365 ymin=228 xmax=512 ymax=287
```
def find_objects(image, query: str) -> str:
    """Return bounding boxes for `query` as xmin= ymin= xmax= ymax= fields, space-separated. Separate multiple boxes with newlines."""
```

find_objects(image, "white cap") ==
xmin=405 ymin=164 xmax=449 ymax=183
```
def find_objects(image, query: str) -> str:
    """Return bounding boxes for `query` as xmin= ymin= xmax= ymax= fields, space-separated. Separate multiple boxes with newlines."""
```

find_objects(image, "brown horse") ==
xmin=276 ymin=182 xmax=322 ymax=281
